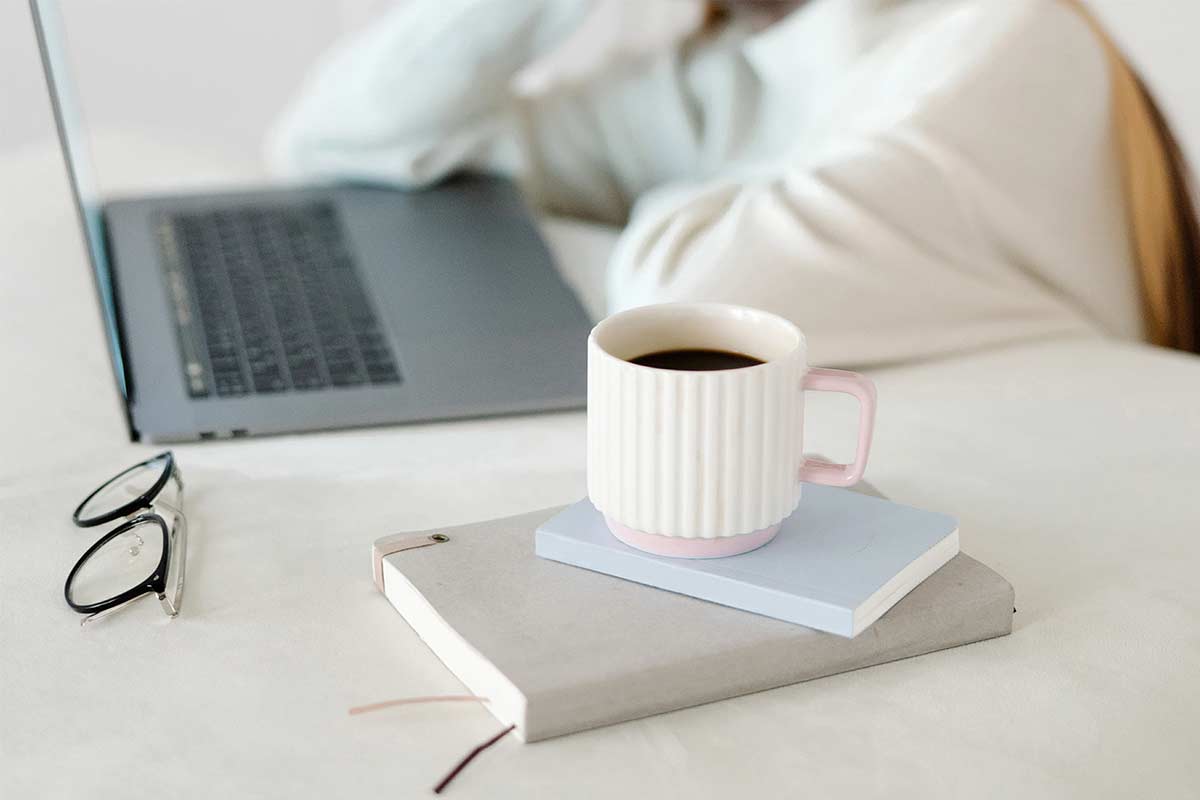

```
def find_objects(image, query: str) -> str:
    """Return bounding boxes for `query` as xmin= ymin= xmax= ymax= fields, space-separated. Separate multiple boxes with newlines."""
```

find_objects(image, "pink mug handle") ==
xmin=798 ymin=368 xmax=877 ymax=487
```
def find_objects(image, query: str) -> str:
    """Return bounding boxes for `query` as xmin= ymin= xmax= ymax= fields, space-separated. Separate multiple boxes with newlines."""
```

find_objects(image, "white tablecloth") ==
xmin=2 ymin=142 xmax=1199 ymax=799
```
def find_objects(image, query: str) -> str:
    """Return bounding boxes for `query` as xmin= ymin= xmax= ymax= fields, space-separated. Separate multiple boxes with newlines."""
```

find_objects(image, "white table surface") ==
xmin=3 ymin=140 xmax=1200 ymax=799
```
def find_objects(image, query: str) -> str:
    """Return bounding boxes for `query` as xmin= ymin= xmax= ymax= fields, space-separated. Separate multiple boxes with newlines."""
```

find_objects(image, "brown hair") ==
xmin=1066 ymin=0 xmax=1200 ymax=352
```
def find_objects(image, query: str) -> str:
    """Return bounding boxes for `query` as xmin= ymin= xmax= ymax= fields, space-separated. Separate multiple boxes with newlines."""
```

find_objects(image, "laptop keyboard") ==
xmin=157 ymin=202 xmax=401 ymax=398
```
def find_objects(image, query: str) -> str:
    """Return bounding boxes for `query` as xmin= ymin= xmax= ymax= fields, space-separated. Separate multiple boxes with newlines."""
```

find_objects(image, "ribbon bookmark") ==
xmin=371 ymin=532 xmax=450 ymax=593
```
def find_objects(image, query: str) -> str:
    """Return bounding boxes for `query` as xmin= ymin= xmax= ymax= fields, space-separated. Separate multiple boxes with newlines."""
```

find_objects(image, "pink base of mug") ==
xmin=604 ymin=516 xmax=781 ymax=559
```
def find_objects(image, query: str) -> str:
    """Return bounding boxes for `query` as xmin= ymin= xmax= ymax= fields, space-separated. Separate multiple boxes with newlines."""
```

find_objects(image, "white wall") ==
xmin=0 ymin=1 xmax=389 ymax=161
xmin=2 ymin=1 xmax=1198 ymax=175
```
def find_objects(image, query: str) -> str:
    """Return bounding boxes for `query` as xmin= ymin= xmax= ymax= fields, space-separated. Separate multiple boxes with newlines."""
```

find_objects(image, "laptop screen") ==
xmin=29 ymin=0 xmax=126 ymax=397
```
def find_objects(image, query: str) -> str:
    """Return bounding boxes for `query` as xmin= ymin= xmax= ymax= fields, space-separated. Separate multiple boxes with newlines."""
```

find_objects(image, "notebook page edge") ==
xmin=851 ymin=527 xmax=960 ymax=637
xmin=380 ymin=558 xmax=530 ymax=740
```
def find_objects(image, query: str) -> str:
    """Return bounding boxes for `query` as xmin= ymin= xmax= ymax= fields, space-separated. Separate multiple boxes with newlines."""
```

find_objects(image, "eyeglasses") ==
xmin=64 ymin=451 xmax=188 ymax=626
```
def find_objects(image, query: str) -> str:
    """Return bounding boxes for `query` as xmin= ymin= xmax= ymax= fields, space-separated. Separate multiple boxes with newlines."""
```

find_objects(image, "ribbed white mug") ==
xmin=587 ymin=303 xmax=877 ymax=558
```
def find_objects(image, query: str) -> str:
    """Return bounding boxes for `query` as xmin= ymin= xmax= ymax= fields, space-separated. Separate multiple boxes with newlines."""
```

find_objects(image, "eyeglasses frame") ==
xmin=64 ymin=451 xmax=188 ymax=624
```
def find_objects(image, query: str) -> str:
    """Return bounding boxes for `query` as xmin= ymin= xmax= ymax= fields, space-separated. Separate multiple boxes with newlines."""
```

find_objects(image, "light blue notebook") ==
xmin=535 ymin=484 xmax=960 ymax=638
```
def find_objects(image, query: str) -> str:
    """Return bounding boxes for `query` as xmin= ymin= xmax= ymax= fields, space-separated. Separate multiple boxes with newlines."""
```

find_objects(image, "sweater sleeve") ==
xmin=268 ymin=0 xmax=761 ymax=222
xmin=606 ymin=127 xmax=1100 ymax=368
xmin=267 ymin=0 xmax=590 ymax=190
xmin=606 ymin=0 xmax=1136 ymax=367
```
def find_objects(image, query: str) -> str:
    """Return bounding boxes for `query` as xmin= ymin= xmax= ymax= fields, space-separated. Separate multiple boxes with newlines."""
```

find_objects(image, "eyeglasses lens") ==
xmin=68 ymin=519 xmax=166 ymax=607
xmin=76 ymin=455 xmax=170 ymax=522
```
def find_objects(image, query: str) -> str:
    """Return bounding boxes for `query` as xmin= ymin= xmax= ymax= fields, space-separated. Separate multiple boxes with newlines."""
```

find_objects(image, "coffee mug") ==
xmin=587 ymin=303 xmax=876 ymax=558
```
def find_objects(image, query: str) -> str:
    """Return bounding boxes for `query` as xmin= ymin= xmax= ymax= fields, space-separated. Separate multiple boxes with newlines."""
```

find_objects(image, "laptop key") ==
xmin=161 ymin=201 xmax=402 ymax=400
xmin=366 ymin=363 xmax=401 ymax=384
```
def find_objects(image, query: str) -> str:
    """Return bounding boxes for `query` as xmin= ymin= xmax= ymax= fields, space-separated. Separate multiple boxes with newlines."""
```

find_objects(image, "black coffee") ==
xmin=628 ymin=348 xmax=764 ymax=371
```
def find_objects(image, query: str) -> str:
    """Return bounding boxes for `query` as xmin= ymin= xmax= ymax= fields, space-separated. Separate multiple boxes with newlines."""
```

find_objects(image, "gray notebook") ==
xmin=372 ymin=497 xmax=1014 ymax=742
xmin=536 ymin=486 xmax=960 ymax=637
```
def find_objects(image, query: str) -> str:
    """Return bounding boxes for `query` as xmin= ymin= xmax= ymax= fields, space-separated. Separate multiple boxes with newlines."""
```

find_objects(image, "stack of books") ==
xmin=371 ymin=484 xmax=1013 ymax=742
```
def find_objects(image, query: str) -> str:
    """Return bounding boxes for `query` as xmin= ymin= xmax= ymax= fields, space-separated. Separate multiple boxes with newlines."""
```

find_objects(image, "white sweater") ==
xmin=271 ymin=0 xmax=1142 ymax=367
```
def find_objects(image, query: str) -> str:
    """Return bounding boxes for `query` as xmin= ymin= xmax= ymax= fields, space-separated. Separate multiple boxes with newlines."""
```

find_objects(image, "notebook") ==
xmin=371 ymin=495 xmax=1014 ymax=742
xmin=535 ymin=484 xmax=960 ymax=637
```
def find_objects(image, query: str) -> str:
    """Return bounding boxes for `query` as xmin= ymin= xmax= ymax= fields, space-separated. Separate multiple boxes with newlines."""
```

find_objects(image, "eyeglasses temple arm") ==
xmin=151 ymin=475 xmax=187 ymax=617
xmin=162 ymin=507 xmax=186 ymax=616
xmin=80 ymin=592 xmax=154 ymax=627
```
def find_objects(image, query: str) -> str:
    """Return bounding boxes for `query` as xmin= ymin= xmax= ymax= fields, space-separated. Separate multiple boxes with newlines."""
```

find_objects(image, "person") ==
xmin=269 ymin=0 xmax=1199 ymax=366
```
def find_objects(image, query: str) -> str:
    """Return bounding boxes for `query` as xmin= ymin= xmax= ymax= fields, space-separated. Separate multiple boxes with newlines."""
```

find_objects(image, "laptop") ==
xmin=29 ymin=0 xmax=591 ymax=442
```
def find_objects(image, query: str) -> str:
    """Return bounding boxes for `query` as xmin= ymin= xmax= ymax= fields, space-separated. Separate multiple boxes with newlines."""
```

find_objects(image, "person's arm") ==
xmin=268 ymin=0 xmax=590 ymax=189
xmin=605 ymin=129 xmax=1099 ymax=368
xmin=606 ymin=0 xmax=1136 ymax=367
xmin=269 ymin=0 xmax=759 ymax=222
